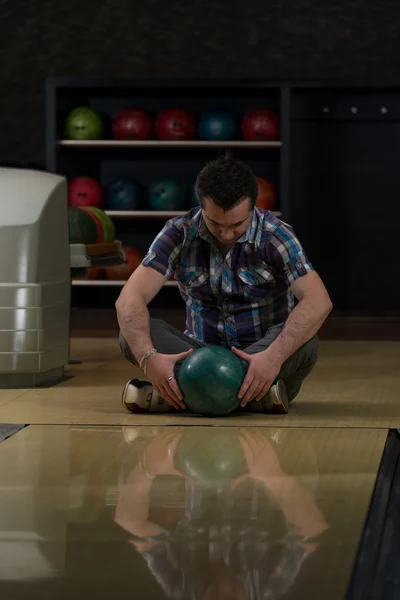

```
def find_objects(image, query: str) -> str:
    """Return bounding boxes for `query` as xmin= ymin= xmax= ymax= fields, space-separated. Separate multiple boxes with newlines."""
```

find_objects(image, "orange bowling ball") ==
xmin=105 ymin=246 xmax=143 ymax=280
xmin=255 ymin=177 xmax=277 ymax=211
xmin=87 ymin=268 xmax=104 ymax=280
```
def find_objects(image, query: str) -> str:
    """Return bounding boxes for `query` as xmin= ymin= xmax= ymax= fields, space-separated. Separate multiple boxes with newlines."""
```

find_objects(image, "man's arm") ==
xmin=233 ymin=220 xmax=332 ymax=405
xmin=266 ymin=270 xmax=332 ymax=365
xmin=116 ymin=263 xmax=191 ymax=409
xmin=233 ymin=270 xmax=332 ymax=405
xmin=116 ymin=218 xmax=192 ymax=409
xmin=115 ymin=264 xmax=166 ymax=366
xmin=116 ymin=218 xmax=183 ymax=367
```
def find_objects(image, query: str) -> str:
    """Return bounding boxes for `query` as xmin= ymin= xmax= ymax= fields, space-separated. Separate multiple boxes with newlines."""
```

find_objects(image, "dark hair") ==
xmin=195 ymin=151 xmax=258 ymax=211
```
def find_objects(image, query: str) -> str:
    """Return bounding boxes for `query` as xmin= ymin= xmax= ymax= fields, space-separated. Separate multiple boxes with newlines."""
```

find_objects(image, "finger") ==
xmin=158 ymin=432 xmax=180 ymax=450
xmin=160 ymin=386 xmax=181 ymax=410
xmin=238 ymin=437 xmax=255 ymax=463
xmin=169 ymin=433 xmax=183 ymax=454
xmin=232 ymin=473 xmax=249 ymax=489
xmin=255 ymin=382 xmax=271 ymax=402
xmin=158 ymin=431 xmax=181 ymax=452
xmin=238 ymin=434 xmax=251 ymax=454
xmin=255 ymin=432 xmax=271 ymax=445
xmin=169 ymin=379 xmax=187 ymax=410
xmin=231 ymin=346 xmax=250 ymax=361
xmin=246 ymin=430 xmax=264 ymax=447
xmin=174 ymin=349 xmax=194 ymax=362
xmin=252 ymin=383 xmax=267 ymax=402
xmin=242 ymin=431 xmax=258 ymax=456
xmin=161 ymin=427 xmax=183 ymax=441
xmin=242 ymin=383 xmax=262 ymax=406
xmin=238 ymin=373 xmax=255 ymax=399
xmin=241 ymin=379 xmax=262 ymax=406
xmin=159 ymin=430 xmax=179 ymax=442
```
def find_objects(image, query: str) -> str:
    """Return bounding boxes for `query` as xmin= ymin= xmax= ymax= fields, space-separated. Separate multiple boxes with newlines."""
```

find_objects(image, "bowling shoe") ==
xmin=121 ymin=378 xmax=174 ymax=413
xmin=122 ymin=378 xmax=289 ymax=415
xmin=248 ymin=379 xmax=289 ymax=414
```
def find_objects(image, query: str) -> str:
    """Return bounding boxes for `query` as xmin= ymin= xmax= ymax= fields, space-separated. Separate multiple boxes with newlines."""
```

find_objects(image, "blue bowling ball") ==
xmin=107 ymin=178 xmax=146 ymax=210
xmin=198 ymin=112 xmax=238 ymax=141
xmin=149 ymin=179 xmax=186 ymax=211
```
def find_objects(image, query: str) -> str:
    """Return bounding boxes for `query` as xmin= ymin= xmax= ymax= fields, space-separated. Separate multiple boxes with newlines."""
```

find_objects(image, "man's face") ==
xmin=201 ymin=197 xmax=253 ymax=249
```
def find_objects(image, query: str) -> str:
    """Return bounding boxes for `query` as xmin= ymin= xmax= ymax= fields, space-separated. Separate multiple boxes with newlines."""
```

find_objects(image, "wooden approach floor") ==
xmin=0 ymin=337 xmax=399 ymax=599
xmin=0 ymin=338 xmax=398 ymax=428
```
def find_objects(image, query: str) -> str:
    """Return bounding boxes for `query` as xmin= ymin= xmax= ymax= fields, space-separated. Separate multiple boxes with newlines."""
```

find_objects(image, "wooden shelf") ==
xmin=106 ymin=210 xmax=187 ymax=218
xmin=72 ymin=279 xmax=178 ymax=287
xmin=57 ymin=140 xmax=282 ymax=149
xmin=106 ymin=210 xmax=282 ymax=218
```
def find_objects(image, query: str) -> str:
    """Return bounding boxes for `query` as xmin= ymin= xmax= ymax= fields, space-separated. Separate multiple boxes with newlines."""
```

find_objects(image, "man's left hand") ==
xmin=231 ymin=347 xmax=282 ymax=407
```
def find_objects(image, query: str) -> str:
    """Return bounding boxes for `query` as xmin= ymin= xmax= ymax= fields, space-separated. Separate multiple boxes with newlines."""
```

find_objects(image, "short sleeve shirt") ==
xmin=142 ymin=208 xmax=313 ymax=349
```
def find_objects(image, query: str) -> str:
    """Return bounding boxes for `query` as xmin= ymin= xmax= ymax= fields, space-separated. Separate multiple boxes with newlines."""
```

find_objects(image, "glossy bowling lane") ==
xmin=0 ymin=425 xmax=386 ymax=600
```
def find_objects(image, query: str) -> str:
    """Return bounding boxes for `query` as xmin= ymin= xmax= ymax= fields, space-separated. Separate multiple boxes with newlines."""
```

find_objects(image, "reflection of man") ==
xmin=115 ymin=428 xmax=329 ymax=599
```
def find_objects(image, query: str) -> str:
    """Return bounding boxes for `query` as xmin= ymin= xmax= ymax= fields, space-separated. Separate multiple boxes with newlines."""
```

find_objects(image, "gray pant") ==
xmin=119 ymin=319 xmax=319 ymax=403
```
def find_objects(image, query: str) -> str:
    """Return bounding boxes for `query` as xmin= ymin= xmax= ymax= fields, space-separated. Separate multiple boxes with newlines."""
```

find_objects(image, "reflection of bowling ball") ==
xmin=64 ymin=106 xmax=103 ymax=140
xmin=149 ymin=179 xmax=186 ymax=211
xmin=156 ymin=108 xmax=196 ymax=141
xmin=198 ymin=112 xmax=237 ymax=141
xmin=107 ymin=177 xmax=147 ymax=210
xmin=256 ymin=177 xmax=277 ymax=211
xmin=105 ymin=246 xmax=143 ymax=280
xmin=68 ymin=177 xmax=104 ymax=208
xmin=175 ymin=429 xmax=248 ymax=486
xmin=241 ymin=108 xmax=280 ymax=141
xmin=112 ymin=107 xmax=153 ymax=140
xmin=178 ymin=346 xmax=247 ymax=416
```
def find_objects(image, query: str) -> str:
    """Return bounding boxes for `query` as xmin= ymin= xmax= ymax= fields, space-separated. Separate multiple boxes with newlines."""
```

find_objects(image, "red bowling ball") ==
xmin=155 ymin=108 xmax=196 ymax=141
xmin=68 ymin=177 xmax=104 ymax=208
xmin=112 ymin=108 xmax=154 ymax=140
xmin=241 ymin=108 xmax=280 ymax=142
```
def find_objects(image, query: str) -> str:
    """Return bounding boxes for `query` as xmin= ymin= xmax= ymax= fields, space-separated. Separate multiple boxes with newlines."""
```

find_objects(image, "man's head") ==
xmin=195 ymin=152 xmax=258 ymax=248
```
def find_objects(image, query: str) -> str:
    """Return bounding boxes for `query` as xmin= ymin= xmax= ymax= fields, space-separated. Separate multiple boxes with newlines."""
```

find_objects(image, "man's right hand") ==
xmin=146 ymin=349 xmax=193 ymax=410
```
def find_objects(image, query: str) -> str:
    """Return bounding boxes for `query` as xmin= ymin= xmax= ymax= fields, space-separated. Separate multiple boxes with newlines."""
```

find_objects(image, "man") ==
xmin=116 ymin=152 xmax=332 ymax=414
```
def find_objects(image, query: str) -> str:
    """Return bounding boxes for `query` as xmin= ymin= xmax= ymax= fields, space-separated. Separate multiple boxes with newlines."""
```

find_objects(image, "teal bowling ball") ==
xmin=178 ymin=346 xmax=247 ymax=417
xmin=64 ymin=106 xmax=103 ymax=140
xmin=148 ymin=179 xmax=186 ymax=211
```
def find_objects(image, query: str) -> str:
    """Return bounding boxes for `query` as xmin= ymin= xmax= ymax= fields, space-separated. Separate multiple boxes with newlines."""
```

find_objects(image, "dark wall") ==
xmin=2 ymin=0 xmax=400 ymax=166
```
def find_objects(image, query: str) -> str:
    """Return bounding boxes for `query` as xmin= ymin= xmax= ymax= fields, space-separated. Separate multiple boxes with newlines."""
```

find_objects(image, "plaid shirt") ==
xmin=142 ymin=207 xmax=314 ymax=349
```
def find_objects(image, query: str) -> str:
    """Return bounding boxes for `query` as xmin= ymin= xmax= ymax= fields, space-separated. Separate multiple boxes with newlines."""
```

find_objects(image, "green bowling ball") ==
xmin=65 ymin=106 xmax=103 ymax=140
xmin=178 ymin=345 xmax=247 ymax=417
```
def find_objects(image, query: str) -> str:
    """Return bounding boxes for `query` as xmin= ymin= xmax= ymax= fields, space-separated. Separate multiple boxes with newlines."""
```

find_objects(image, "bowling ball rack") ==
xmin=70 ymin=241 xmax=124 ymax=279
